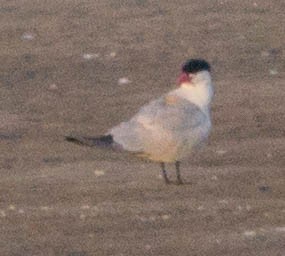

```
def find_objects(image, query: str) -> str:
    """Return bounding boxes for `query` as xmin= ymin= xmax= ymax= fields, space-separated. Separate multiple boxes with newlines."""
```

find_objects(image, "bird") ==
xmin=66 ymin=59 xmax=214 ymax=185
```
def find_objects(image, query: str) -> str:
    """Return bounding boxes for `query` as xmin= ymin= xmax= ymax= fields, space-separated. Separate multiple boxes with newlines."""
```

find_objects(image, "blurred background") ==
xmin=0 ymin=1 xmax=284 ymax=255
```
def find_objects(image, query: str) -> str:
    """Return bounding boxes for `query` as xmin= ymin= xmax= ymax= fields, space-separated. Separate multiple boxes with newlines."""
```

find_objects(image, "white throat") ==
xmin=173 ymin=71 xmax=213 ymax=112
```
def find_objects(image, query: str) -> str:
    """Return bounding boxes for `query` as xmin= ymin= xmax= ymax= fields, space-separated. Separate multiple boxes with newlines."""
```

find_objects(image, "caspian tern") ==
xmin=66 ymin=59 xmax=214 ymax=184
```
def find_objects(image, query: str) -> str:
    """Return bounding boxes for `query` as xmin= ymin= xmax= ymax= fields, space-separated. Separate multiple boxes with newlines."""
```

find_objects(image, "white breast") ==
xmin=173 ymin=70 xmax=213 ymax=113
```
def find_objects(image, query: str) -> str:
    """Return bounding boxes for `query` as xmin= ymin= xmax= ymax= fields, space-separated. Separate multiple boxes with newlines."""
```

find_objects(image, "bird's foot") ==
xmin=176 ymin=178 xmax=184 ymax=185
xmin=164 ymin=177 xmax=171 ymax=185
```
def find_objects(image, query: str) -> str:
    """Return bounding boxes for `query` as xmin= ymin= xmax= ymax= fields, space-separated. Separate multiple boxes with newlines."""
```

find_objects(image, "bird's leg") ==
xmin=160 ymin=162 xmax=170 ymax=184
xmin=175 ymin=161 xmax=183 ymax=185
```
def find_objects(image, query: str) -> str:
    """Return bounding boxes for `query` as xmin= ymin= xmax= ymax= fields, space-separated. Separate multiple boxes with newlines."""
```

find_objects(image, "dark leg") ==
xmin=175 ymin=161 xmax=183 ymax=184
xmin=160 ymin=162 xmax=170 ymax=184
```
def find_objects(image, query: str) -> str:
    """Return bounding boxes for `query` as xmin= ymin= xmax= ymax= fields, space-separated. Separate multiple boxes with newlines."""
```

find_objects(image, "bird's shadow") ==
xmin=166 ymin=180 xmax=192 ymax=186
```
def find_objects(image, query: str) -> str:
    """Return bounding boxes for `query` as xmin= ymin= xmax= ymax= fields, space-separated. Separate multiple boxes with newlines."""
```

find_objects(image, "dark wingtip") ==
xmin=98 ymin=134 xmax=114 ymax=144
xmin=65 ymin=134 xmax=114 ymax=147
xmin=65 ymin=136 xmax=77 ymax=142
xmin=65 ymin=135 xmax=90 ymax=146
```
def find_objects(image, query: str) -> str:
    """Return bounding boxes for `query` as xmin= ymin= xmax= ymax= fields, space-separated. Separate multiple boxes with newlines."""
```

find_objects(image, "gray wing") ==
xmin=139 ymin=96 xmax=206 ymax=132
xmin=109 ymin=95 xmax=208 ymax=154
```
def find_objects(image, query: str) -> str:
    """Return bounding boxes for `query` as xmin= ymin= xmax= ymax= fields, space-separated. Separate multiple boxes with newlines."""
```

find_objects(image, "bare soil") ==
xmin=0 ymin=0 xmax=284 ymax=255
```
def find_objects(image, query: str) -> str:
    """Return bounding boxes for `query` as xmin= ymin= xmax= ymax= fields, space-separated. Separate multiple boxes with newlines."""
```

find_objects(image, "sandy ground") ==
xmin=0 ymin=0 xmax=285 ymax=255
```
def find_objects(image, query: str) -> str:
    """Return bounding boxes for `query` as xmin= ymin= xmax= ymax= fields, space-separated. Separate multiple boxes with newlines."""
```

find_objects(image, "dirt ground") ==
xmin=0 ymin=0 xmax=285 ymax=255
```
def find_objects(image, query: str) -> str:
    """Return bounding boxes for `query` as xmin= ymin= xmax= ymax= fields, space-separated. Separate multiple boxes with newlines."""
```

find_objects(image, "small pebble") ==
xmin=18 ymin=209 xmax=25 ymax=214
xmin=110 ymin=52 xmax=116 ymax=57
xmin=244 ymin=230 xmax=256 ymax=237
xmin=118 ymin=77 xmax=131 ymax=85
xmin=161 ymin=214 xmax=170 ymax=220
xmin=94 ymin=170 xmax=105 ymax=176
xmin=40 ymin=206 xmax=52 ymax=211
xmin=197 ymin=205 xmax=205 ymax=211
xmin=211 ymin=175 xmax=218 ymax=181
xmin=269 ymin=69 xmax=278 ymax=75
xmin=49 ymin=84 xmax=58 ymax=91
xmin=8 ymin=205 xmax=16 ymax=210
xmin=237 ymin=205 xmax=243 ymax=211
xmin=216 ymin=150 xmax=227 ymax=155
xmin=81 ymin=205 xmax=90 ymax=210
xmin=275 ymin=227 xmax=285 ymax=232
xmin=145 ymin=245 xmax=152 ymax=250
xmin=21 ymin=32 xmax=34 ymax=40
xmin=0 ymin=210 xmax=6 ymax=217
xmin=218 ymin=200 xmax=228 ymax=204
xmin=80 ymin=213 xmax=86 ymax=220
xmin=82 ymin=53 xmax=99 ymax=60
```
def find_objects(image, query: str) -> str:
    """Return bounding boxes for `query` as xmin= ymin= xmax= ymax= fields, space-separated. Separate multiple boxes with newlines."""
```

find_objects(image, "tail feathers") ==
xmin=65 ymin=134 xmax=114 ymax=147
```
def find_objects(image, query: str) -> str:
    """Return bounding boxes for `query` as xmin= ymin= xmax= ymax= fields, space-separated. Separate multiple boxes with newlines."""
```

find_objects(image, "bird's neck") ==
xmin=174 ymin=81 xmax=213 ymax=112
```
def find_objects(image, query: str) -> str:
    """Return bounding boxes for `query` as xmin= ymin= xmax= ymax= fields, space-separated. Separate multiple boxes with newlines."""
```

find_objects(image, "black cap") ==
xmin=182 ymin=59 xmax=211 ymax=73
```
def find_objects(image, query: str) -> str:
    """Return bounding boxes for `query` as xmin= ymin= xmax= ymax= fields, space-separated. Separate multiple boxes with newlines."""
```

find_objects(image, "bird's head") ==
xmin=177 ymin=59 xmax=211 ymax=87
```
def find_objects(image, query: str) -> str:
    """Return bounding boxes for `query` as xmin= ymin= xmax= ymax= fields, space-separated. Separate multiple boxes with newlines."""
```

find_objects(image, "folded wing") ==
xmin=109 ymin=94 xmax=210 ymax=162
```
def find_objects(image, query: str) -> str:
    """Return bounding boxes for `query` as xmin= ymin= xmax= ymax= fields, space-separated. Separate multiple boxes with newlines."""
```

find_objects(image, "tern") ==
xmin=66 ymin=59 xmax=214 ymax=184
